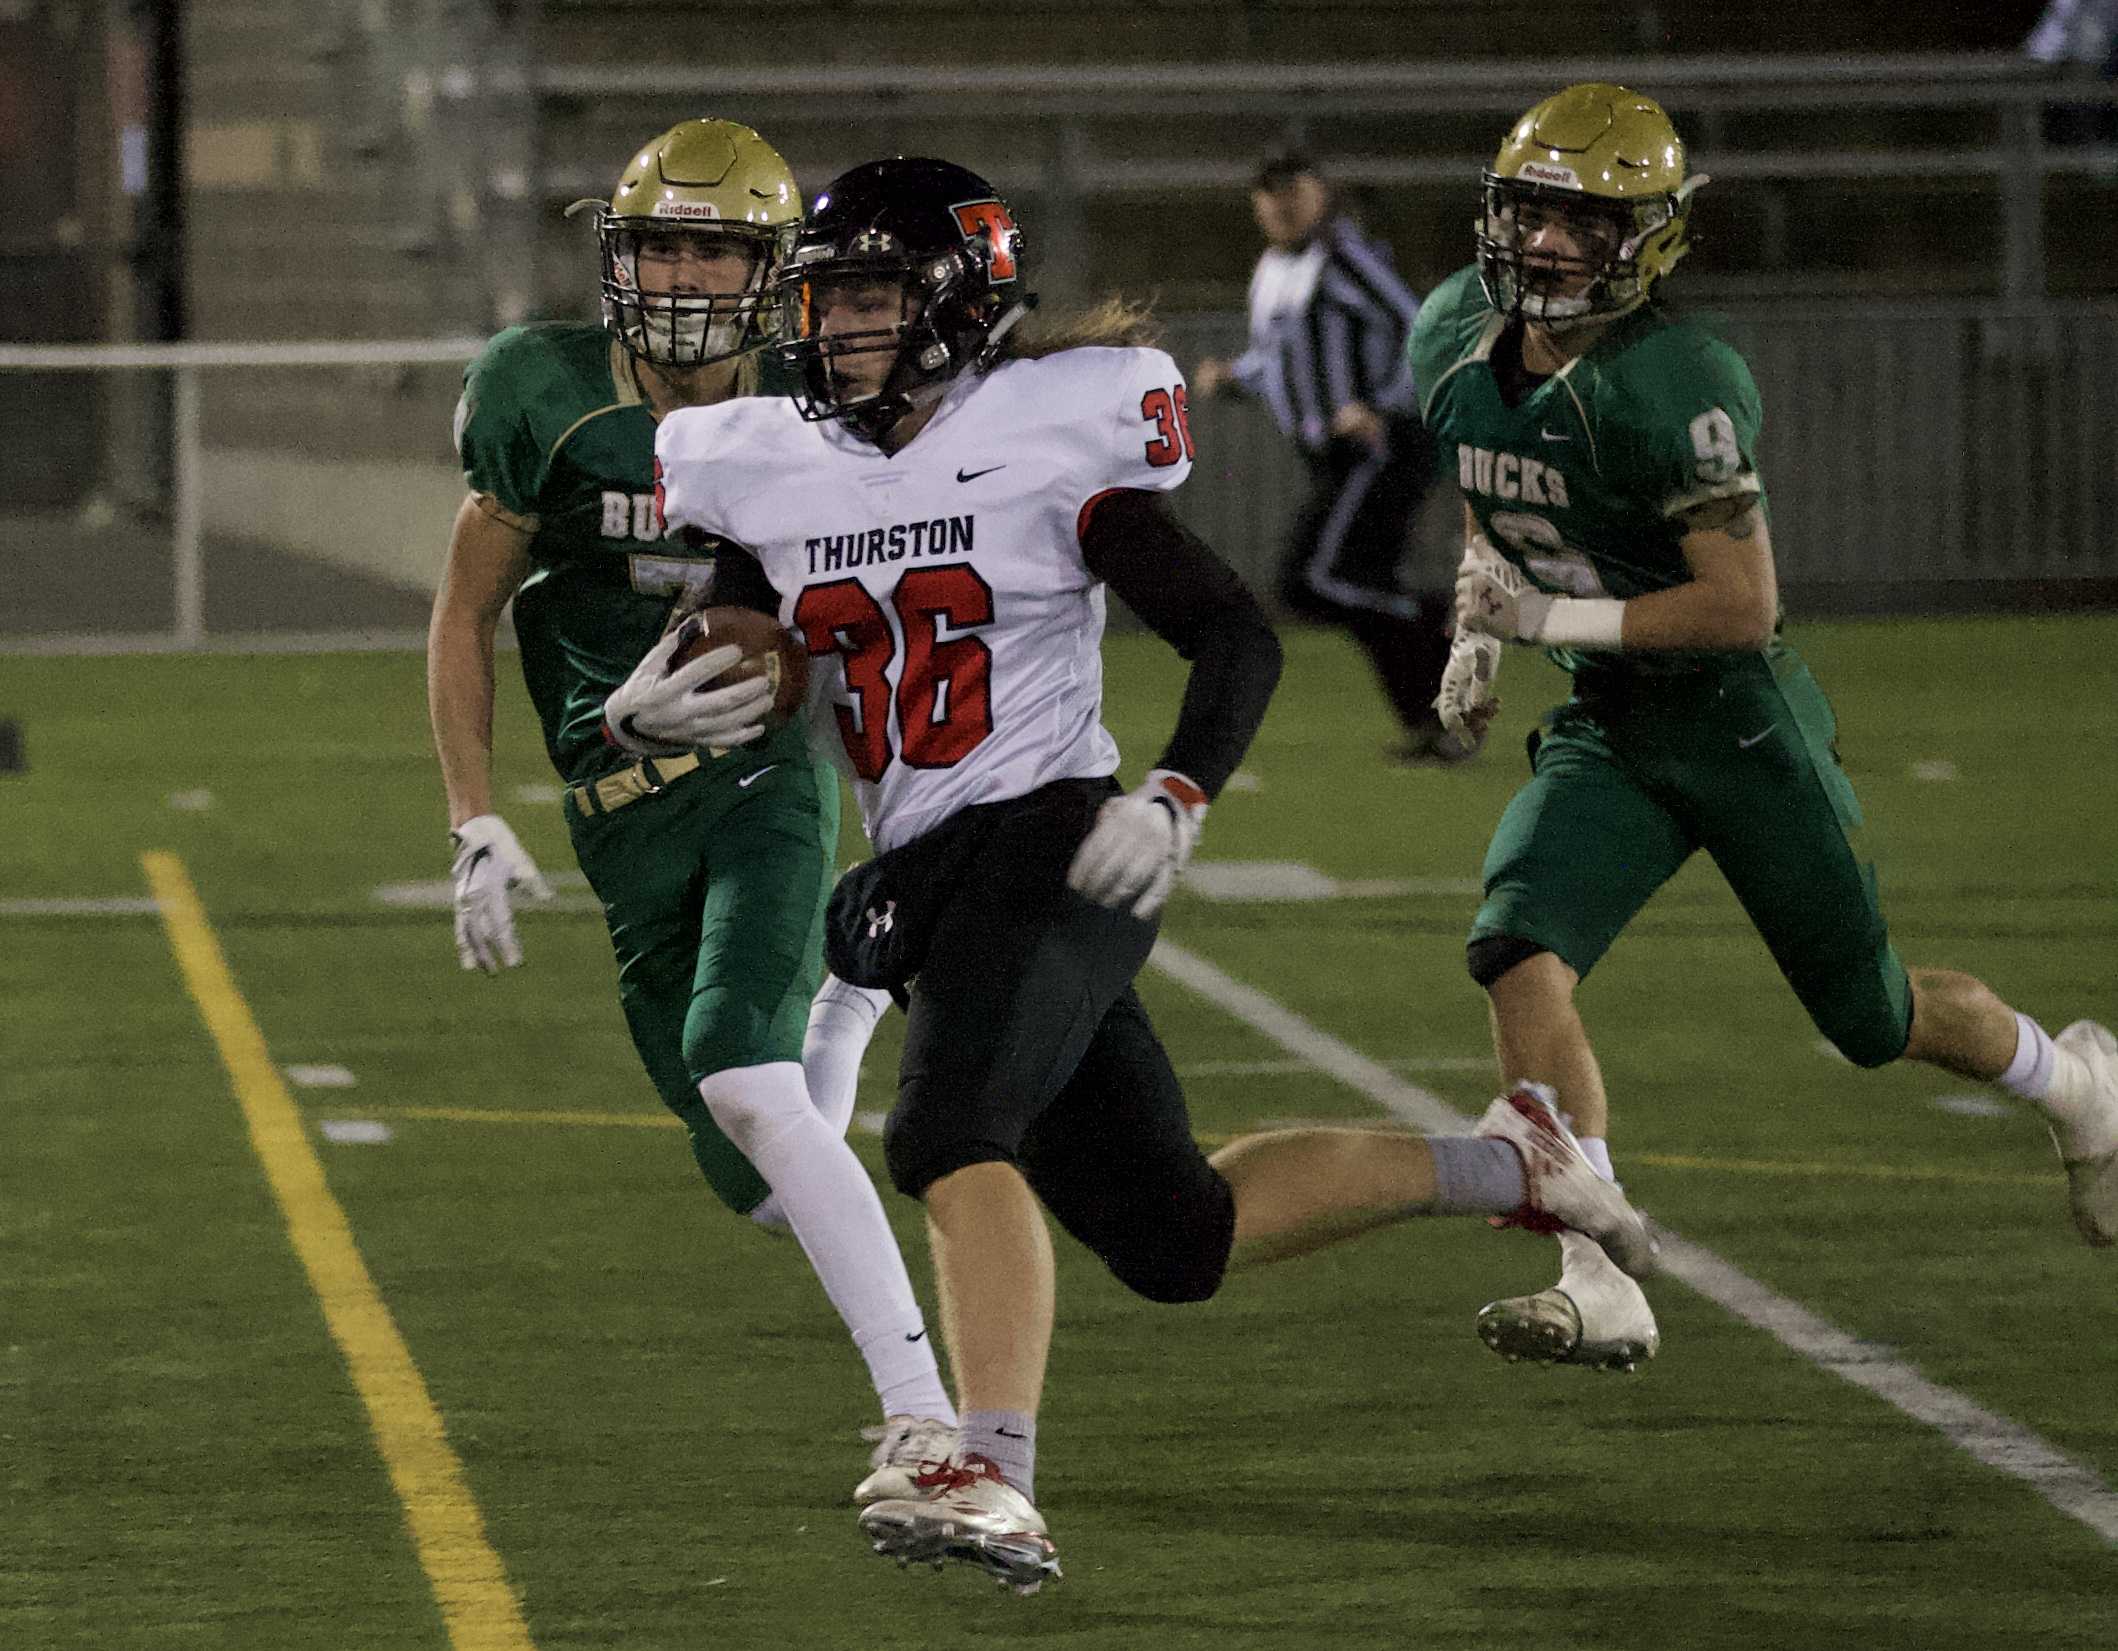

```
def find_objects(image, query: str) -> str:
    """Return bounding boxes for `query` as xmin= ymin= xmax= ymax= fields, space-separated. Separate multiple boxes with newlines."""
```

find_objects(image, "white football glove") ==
xmin=1434 ymin=629 xmax=1502 ymax=740
xmin=601 ymin=622 xmax=774 ymax=758
xmin=1455 ymin=549 xmax=1553 ymax=644
xmin=449 ymin=813 xmax=554 ymax=973
xmin=1066 ymin=770 xmax=1209 ymax=921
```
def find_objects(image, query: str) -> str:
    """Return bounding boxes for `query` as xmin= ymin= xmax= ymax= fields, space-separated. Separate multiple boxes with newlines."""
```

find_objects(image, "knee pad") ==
xmin=1815 ymin=1008 xmax=1913 ymax=1070
xmin=1467 ymin=933 xmax=1549 ymax=989
xmin=695 ymin=1063 xmax=810 ymax=1162
xmin=663 ymin=1091 xmax=773 ymax=1215
xmin=1099 ymin=1168 xmax=1236 ymax=1305
xmin=1798 ymin=951 xmax=1914 ymax=1070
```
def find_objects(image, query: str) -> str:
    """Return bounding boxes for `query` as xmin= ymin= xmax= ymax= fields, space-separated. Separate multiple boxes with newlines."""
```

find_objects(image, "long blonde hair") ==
xmin=999 ymin=295 xmax=1162 ymax=359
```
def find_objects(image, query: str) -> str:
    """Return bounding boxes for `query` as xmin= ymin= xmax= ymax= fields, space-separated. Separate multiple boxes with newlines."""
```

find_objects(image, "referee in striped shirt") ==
xmin=1196 ymin=153 xmax=1467 ymax=762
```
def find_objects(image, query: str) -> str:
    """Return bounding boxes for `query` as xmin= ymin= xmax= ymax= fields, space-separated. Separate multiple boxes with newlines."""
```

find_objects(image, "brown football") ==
xmin=667 ymin=605 xmax=810 ymax=725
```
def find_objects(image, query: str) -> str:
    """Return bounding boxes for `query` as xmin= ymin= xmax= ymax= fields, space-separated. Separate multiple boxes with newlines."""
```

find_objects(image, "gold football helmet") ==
xmin=1476 ymin=83 xmax=1708 ymax=330
xmin=572 ymin=119 xmax=801 ymax=365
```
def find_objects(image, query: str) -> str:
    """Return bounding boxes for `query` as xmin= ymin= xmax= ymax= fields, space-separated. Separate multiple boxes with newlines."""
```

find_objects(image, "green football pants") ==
xmin=1470 ymin=648 xmax=1913 ymax=1068
xmin=569 ymin=756 xmax=839 ymax=1211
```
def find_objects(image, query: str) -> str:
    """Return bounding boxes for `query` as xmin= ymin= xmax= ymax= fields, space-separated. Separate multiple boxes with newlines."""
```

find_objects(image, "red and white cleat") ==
xmin=1475 ymin=1081 xmax=1658 ymax=1279
xmin=1478 ymin=1233 xmax=1660 ymax=1373
xmin=853 ymin=1415 xmax=959 ymax=1506
xmin=858 ymin=1453 xmax=1061 ymax=1595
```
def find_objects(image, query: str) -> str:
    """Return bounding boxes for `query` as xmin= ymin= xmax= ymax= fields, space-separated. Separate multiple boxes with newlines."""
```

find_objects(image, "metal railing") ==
xmin=4 ymin=296 xmax=2113 ymax=654
xmin=527 ymin=53 xmax=2118 ymax=302
xmin=0 ymin=340 xmax=482 ymax=650
xmin=1162 ymin=300 xmax=2118 ymax=603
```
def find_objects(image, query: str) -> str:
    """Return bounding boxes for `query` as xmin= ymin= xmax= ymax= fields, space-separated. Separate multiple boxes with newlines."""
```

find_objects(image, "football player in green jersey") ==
xmin=1413 ymin=83 xmax=2118 ymax=1374
xmin=426 ymin=120 xmax=958 ymax=1495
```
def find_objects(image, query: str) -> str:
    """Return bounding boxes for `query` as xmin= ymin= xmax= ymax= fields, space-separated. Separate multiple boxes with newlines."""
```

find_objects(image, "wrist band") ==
xmin=1532 ymin=596 xmax=1625 ymax=650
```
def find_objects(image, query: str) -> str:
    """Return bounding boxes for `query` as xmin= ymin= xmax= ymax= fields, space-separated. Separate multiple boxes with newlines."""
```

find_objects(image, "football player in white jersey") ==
xmin=655 ymin=158 xmax=1657 ymax=1594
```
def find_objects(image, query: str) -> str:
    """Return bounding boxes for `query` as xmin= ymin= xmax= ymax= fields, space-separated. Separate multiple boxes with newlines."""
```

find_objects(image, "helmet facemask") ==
xmin=1477 ymin=173 xmax=1688 ymax=332
xmin=597 ymin=213 xmax=791 ymax=366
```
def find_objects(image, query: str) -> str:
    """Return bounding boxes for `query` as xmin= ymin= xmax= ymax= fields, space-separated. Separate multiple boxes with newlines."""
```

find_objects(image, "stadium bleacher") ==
xmin=169 ymin=0 xmax=2095 ymax=346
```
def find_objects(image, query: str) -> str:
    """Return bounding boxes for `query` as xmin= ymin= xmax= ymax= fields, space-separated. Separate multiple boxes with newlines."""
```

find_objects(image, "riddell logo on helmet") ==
xmin=1518 ymin=162 xmax=1582 ymax=189
xmin=652 ymin=200 xmax=723 ymax=219
xmin=950 ymin=199 xmax=1019 ymax=282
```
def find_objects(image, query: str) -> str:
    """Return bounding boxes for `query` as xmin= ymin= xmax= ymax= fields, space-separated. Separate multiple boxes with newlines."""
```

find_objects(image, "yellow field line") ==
xmin=143 ymin=853 xmax=534 ymax=1651
xmin=1627 ymin=1150 xmax=2059 ymax=1189
xmin=1195 ymin=1135 xmax=2059 ymax=1189
xmin=344 ymin=1101 xmax=2060 ymax=1190
xmin=1192 ymin=1133 xmax=2056 ymax=1189
xmin=369 ymin=1103 xmax=682 ymax=1130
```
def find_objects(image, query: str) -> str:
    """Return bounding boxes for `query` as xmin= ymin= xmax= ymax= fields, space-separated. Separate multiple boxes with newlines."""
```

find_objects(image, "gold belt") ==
xmin=566 ymin=752 xmax=702 ymax=819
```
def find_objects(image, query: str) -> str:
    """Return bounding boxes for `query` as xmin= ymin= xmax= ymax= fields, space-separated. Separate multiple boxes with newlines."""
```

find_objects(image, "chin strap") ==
xmin=843 ymin=391 xmax=915 ymax=444
xmin=973 ymin=297 xmax=1037 ymax=368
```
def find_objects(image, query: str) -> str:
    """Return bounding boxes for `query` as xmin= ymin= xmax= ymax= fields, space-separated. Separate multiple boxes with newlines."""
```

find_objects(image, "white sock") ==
xmin=1427 ymin=1135 xmax=1527 ymax=1214
xmin=699 ymin=1062 xmax=955 ymax=1424
xmin=1998 ymin=1013 xmax=2057 ymax=1102
xmin=1577 ymin=1136 xmax=1616 ymax=1183
xmin=801 ymin=974 xmax=891 ymax=1138
xmin=961 ymin=1409 xmax=1037 ymax=1500
xmin=2007 ymin=1016 xmax=2117 ymax=1156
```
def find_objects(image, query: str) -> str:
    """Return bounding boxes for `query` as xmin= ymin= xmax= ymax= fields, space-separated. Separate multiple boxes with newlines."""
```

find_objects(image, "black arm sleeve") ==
xmin=681 ymin=527 xmax=779 ymax=616
xmin=1079 ymin=488 xmax=1283 ymax=800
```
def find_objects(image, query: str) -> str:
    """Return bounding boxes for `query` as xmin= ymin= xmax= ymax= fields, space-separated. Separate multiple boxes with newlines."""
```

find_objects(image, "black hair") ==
xmin=1250 ymin=151 xmax=1321 ymax=193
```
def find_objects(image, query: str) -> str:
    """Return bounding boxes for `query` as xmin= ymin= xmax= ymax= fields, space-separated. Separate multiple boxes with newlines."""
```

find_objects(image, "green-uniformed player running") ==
xmin=1414 ymin=82 xmax=2118 ymax=1373
xmin=426 ymin=119 xmax=958 ymax=1495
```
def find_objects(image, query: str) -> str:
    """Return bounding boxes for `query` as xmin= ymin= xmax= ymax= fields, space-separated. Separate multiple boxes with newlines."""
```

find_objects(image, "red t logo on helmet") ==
xmin=950 ymin=200 xmax=1020 ymax=283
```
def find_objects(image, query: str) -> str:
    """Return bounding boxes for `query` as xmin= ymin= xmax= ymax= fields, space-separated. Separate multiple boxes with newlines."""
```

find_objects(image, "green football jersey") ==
xmin=454 ymin=322 xmax=809 ymax=785
xmin=1410 ymin=264 xmax=1777 ymax=680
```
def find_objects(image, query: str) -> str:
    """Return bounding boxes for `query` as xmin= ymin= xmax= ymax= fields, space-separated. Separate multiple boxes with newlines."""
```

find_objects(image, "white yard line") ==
xmin=0 ymin=629 xmax=434 ymax=657
xmin=1150 ymin=938 xmax=2118 ymax=1545
xmin=0 ymin=896 xmax=162 ymax=917
xmin=1178 ymin=1055 xmax=1492 ymax=1078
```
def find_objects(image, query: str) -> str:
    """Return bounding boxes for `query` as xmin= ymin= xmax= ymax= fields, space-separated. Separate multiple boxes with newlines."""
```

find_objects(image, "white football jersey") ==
xmin=657 ymin=346 xmax=1196 ymax=851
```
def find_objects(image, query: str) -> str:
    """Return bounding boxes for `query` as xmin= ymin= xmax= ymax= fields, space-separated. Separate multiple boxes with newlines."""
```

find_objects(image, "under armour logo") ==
xmin=865 ymin=900 xmax=897 ymax=938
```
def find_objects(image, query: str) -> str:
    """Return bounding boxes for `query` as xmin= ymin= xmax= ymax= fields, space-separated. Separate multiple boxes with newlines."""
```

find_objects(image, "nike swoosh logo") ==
xmin=736 ymin=764 xmax=779 ymax=788
xmin=955 ymin=464 xmax=1007 ymax=483
xmin=1737 ymin=726 xmax=1776 ymax=749
xmin=994 ymin=1427 xmax=1028 ymax=1439
xmin=1540 ymin=428 xmax=1572 ymax=443
xmin=903 ymin=1329 xmax=927 ymax=1343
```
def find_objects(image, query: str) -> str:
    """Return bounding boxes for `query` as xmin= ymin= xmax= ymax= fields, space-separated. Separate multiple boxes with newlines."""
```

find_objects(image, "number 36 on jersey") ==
xmin=652 ymin=343 xmax=1196 ymax=850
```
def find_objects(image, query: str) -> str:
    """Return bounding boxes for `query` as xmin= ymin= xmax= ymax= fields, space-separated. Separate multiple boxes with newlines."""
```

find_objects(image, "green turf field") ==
xmin=5 ymin=615 xmax=2115 ymax=1650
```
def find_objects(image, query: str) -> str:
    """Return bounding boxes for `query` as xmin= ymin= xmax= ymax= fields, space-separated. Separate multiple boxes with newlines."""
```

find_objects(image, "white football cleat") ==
xmin=854 ymin=1415 xmax=958 ymax=1506
xmin=1475 ymin=1082 xmax=1659 ymax=1279
xmin=858 ymin=1453 xmax=1061 ymax=1595
xmin=2051 ymin=1020 xmax=2118 ymax=1248
xmin=1479 ymin=1233 xmax=1660 ymax=1373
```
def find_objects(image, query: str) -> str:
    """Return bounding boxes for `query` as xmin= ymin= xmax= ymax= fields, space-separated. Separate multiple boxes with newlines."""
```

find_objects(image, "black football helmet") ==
xmin=772 ymin=158 xmax=1034 ymax=441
